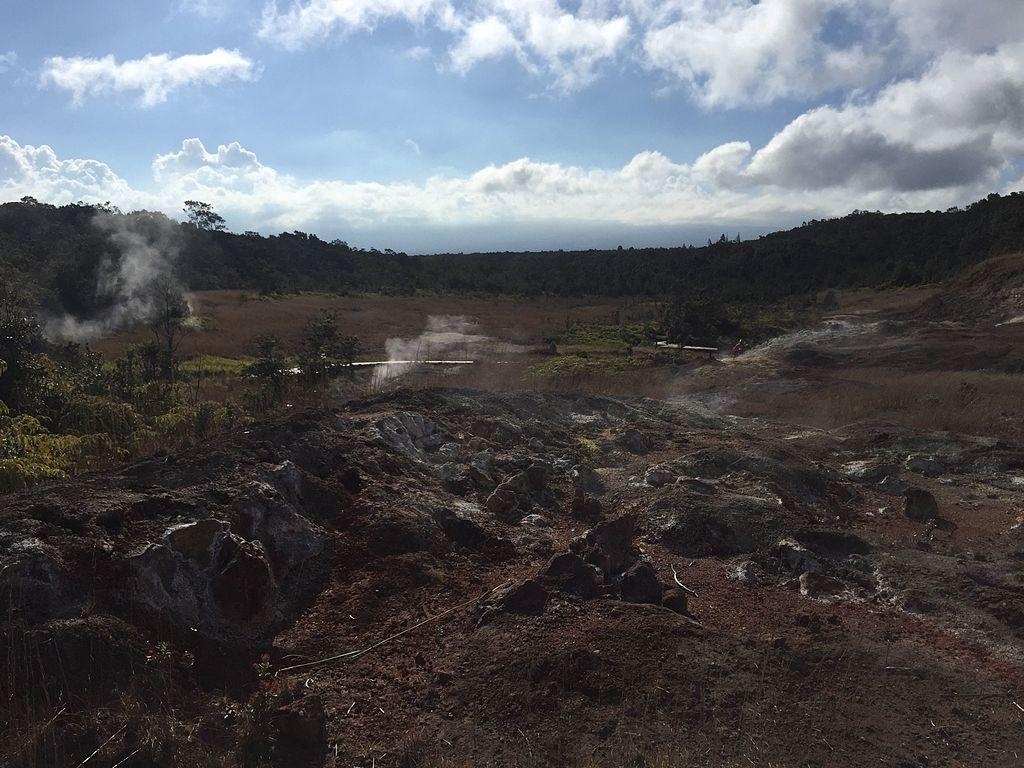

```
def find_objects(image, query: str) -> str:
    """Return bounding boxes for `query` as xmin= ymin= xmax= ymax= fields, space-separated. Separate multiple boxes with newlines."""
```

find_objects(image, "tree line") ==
xmin=3 ymin=192 xmax=1024 ymax=322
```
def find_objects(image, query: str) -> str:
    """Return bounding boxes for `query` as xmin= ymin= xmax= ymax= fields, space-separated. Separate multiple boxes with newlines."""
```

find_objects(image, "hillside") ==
xmin=2 ymin=192 xmax=1024 ymax=326
xmin=922 ymin=251 xmax=1024 ymax=326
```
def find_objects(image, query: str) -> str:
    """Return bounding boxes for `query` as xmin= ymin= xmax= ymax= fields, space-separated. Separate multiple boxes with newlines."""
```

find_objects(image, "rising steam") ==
xmin=43 ymin=211 xmax=187 ymax=341
xmin=370 ymin=315 xmax=490 ymax=388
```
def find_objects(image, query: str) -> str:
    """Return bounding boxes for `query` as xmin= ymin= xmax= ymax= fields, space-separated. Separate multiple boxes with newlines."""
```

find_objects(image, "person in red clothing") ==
xmin=731 ymin=338 xmax=745 ymax=356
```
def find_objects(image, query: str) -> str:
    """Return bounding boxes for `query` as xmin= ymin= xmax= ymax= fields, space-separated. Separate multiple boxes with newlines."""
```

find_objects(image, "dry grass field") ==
xmin=93 ymin=291 xmax=660 ymax=361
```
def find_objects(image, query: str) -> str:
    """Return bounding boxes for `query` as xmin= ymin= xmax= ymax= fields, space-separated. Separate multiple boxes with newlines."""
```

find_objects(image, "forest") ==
xmin=2 ymin=191 xmax=1024 ymax=319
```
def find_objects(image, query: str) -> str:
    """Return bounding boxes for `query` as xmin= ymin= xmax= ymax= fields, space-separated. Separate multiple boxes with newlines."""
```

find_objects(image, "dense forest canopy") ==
xmin=2 ymin=192 xmax=1024 ymax=325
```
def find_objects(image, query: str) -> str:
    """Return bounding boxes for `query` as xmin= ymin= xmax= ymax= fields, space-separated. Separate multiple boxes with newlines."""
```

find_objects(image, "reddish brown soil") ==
xmin=3 ymin=381 xmax=1022 ymax=768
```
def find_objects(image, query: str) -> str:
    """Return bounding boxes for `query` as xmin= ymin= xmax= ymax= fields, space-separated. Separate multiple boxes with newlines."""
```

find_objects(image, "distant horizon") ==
xmin=13 ymin=190 xmax=1019 ymax=257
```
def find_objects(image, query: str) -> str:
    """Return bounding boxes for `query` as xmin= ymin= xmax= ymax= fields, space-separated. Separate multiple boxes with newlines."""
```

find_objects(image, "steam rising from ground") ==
xmin=44 ymin=212 xmax=186 ymax=341
xmin=370 ymin=315 xmax=491 ymax=389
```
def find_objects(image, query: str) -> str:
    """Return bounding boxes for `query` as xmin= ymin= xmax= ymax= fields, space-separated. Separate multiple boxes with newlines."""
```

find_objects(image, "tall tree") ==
xmin=183 ymin=200 xmax=226 ymax=232
xmin=147 ymin=279 xmax=191 ymax=383
xmin=299 ymin=311 xmax=361 ymax=397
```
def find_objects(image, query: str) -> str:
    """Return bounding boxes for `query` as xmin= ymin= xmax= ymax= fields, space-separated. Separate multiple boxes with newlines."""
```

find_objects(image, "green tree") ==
xmin=147 ymin=279 xmax=191 ymax=383
xmin=661 ymin=296 xmax=739 ymax=346
xmin=0 ymin=286 xmax=44 ymax=410
xmin=246 ymin=335 xmax=289 ymax=412
xmin=183 ymin=200 xmax=227 ymax=232
xmin=298 ymin=311 xmax=361 ymax=396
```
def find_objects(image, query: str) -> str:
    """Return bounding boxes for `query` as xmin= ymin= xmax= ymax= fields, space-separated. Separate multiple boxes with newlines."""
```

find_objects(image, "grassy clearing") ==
xmin=179 ymin=354 xmax=253 ymax=377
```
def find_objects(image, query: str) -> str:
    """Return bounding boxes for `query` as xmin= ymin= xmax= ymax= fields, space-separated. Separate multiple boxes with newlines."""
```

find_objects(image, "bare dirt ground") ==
xmin=4 ymin=280 xmax=1024 ymax=768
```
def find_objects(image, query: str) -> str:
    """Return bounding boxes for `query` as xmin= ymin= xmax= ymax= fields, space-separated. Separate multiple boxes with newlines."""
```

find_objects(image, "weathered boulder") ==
xmin=772 ymin=538 xmax=822 ymax=574
xmin=498 ymin=579 xmax=550 ymax=615
xmin=235 ymin=482 xmax=325 ymax=579
xmin=570 ymin=489 xmax=603 ymax=522
xmin=571 ymin=516 xmax=638 ymax=576
xmin=433 ymin=506 xmax=489 ymax=548
xmin=644 ymin=463 xmax=678 ymax=488
xmin=877 ymin=475 xmax=910 ymax=495
xmin=526 ymin=461 xmax=551 ymax=493
xmin=799 ymin=571 xmax=847 ymax=598
xmin=0 ymin=536 xmax=76 ymax=622
xmin=618 ymin=562 xmax=664 ymax=604
xmin=616 ymin=428 xmax=651 ymax=454
xmin=661 ymin=588 xmax=689 ymax=614
xmin=366 ymin=509 xmax=445 ymax=555
xmin=486 ymin=487 xmax=521 ymax=522
xmin=729 ymin=560 xmax=771 ymax=586
xmin=212 ymin=538 xmax=276 ymax=621
xmin=904 ymin=488 xmax=940 ymax=521
xmin=536 ymin=552 xmax=602 ymax=599
xmin=165 ymin=519 xmax=229 ymax=567
xmin=376 ymin=412 xmax=445 ymax=457
xmin=905 ymin=455 xmax=945 ymax=478
xmin=843 ymin=460 xmax=900 ymax=483
xmin=131 ymin=522 xmax=281 ymax=639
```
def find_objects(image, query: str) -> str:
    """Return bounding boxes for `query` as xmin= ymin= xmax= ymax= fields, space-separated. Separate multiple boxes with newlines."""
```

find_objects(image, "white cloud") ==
xmin=40 ymin=48 xmax=257 ymax=107
xmin=742 ymin=43 xmax=1024 ymax=191
xmin=642 ymin=0 xmax=886 ymax=107
xmin=2 ymin=131 xmax=1004 ymax=250
xmin=178 ymin=0 xmax=230 ymax=18
xmin=260 ymin=0 xmax=630 ymax=92
xmin=0 ymin=135 xmax=135 ymax=203
xmin=0 ymin=51 xmax=16 ymax=73
xmin=249 ymin=0 xmax=1024 ymax=106
xmin=888 ymin=0 xmax=1024 ymax=54
xmin=258 ymin=0 xmax=443 ymax=48
xmin=405 ymin=45 xmax=432 ymax=60
xmin=449 ymin=15 xmax=519 ymax=72
xmin=403 ymin=138 xmax=422 ymax=155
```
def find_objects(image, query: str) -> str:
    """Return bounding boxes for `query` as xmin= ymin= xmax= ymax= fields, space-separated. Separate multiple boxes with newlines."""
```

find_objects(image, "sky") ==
xmin=2 ymin=0 xmax=1024 ymax=253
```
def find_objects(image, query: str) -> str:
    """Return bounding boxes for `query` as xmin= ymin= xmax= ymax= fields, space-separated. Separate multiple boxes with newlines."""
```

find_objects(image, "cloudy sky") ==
xmin=2 ymin=0 xmax=1024 ymax=252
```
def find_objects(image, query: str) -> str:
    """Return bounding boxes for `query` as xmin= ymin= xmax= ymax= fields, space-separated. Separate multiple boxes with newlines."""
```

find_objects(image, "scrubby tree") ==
xmin=147 ymin=279 xmax=191 ymax=383
xmin=661 ymin=296 xmax=740 ymax=346
xmin=183 ymin=200 xmax=226 ymax=232
xmin=247 ymin=335 xmax=289 ymax=411
xmin=0 ymin=287 xmax=44 ymax=410
xmin=299 ymin=311 xmax=361 ymax=395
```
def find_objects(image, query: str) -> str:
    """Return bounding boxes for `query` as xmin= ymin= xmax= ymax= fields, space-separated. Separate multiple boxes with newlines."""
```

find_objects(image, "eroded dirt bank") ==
xmin=3 ymin=383 xmax=1023 ymax=767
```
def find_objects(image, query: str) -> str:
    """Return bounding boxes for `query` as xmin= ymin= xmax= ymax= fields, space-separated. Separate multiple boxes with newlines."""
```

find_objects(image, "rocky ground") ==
xmin=3 ymin=364 xmax=1023 ymax=767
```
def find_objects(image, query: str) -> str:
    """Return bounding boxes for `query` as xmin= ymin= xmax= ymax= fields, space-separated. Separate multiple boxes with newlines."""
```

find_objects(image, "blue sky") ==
xmin=3 ymin=0 xmax=1024 ymax=252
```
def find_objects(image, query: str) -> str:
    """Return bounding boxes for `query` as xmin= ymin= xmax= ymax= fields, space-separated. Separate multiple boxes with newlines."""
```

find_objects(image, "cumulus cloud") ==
xmin=259 ymin=0 xmax=630 ymax=92
xmin=0 ymin=135 xmax=135 ymax=203
xmin=40 ymin=48 xmax=257 ymax=106
xmin=449 ymin=15 xmax=519 ymax=72
xmin=642 ymin=0 xmax=886 ymax=107
xmin=2 ymin=131 xmax=1003 ymax=251
xmin=248 ymin=0 xmax=1024 ymax=107
xmin=888 ymin=0 xmax=1024 ymax=54
xmin=742 ymin=43 xmax=1024 ymax=191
